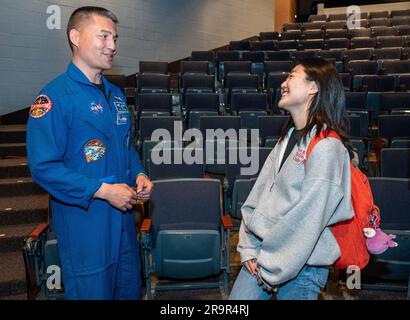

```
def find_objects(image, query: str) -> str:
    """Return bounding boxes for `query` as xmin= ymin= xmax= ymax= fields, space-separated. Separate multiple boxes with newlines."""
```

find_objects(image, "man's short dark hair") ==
xmin=67 ymin=6 xmax=118 ymax=51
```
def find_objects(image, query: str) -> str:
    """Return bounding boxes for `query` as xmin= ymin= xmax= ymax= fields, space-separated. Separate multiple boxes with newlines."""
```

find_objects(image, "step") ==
xmin=0 ymin=223 xmax=41 ymax=253
xmin=0 ymin=177 xmax=46 ymax=197
xmin=0 ymin=143 xmax=26 ymax=157
xmin=0 ymin=194 xmax=48 ymax=227
xmin=0 ymin=125 xmax=26 ymax=144
xmin=0 ymin=252 xmax=27 ymax=297
xmin=0 ymin=158 xmax=30 ymax=178
xmin=0 ymin=293 xmax=28 ymax=300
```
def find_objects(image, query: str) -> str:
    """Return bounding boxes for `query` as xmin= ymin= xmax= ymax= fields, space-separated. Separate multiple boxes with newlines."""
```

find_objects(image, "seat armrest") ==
xmin=140 ymin=219 xmax=152 ymax=233
xmin=28 ymin=223 xmax=49 ymax=240
xmin=221 ymin=215 xmax=233 ymax=230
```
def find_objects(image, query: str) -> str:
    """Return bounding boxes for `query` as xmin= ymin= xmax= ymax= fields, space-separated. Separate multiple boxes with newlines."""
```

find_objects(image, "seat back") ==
xmin=225 ymin=147 xmax=271 ymax=197
xmin=369 ymin=178 xmax=410 ymax=230
xmin=148 ymin=178 xmax=222 ymax=279
xmin=138 ymin=93 xmax=172 ymax=114
xmin=258 ymin=115 xmax=290 ymax=144
xmin=180 ymin=61 xmax=209 ymax=75
xmin=380 ymin=92 xmax=410 ymax=113
xmin=231 ymin=178 xmax=256 ymax=222
xmin=139 ymin=61 xmax=168 ymax=74
xmin=231 ymin=92 xmax=268 ymax=113
xmin=363 ymin=178 xmax=410 ymax=296
xmin=137 ymin=74 xmax=170 ymax=93
xmin=139 ymin=116 xmax=180 ymax=141
xmin=378 ymin=115 xmax=410 ymax=141
xmin=259 ymin=32 xmax=279 ymax=41
xmin=381 ymin=148 xmax=410 ymax=178
xmin=148 ymin=147 xmax=204 ymax=180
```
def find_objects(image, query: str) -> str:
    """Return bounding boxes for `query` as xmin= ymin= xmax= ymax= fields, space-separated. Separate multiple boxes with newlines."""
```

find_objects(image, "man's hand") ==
xmin=135 ymin=174 xmax=153 ymax=202
xmin=94 ymin=183 xmax=138 ymax=212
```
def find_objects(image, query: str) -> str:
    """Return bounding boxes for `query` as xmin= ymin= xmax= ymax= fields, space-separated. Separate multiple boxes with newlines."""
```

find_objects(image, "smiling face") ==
xmin=278 ymin=65 xmax=318 ymax=113
xmin=70 ymin=14 xmax=118 ymax=77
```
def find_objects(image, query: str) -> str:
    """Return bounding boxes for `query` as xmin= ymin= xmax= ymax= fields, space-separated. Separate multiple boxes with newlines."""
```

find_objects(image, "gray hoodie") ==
xmin=238 ymin=127 xmax=353 ymax=286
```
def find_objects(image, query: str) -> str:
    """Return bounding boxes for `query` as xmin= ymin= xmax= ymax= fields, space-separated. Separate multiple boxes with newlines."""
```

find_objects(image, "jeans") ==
xmin=229 ymin=265 xmax=329 ymax=300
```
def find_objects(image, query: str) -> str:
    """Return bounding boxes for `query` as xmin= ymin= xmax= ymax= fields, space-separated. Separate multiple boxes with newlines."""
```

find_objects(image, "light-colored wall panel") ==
xmin=318 ymin=1 xmax=410 ymax=14
xmin=0 ymin=0 xmax=275 ymax=115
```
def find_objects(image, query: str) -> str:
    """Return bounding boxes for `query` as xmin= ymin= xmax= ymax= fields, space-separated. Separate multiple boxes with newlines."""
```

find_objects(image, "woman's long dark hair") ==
xmin=279 ymin=57 xmax=353 ymax=157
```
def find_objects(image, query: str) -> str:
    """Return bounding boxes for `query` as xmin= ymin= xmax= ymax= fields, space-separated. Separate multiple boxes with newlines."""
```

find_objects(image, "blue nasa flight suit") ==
xmin=26 ymin=61 xmax=145 ymax=299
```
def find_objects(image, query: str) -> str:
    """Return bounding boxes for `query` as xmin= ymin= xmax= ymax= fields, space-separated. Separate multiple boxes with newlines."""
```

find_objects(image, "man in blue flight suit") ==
xmin=26 ymin=6 xmax=153 ymax=299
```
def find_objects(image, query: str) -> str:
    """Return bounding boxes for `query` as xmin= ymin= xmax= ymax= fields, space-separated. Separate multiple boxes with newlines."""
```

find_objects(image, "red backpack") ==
xmin=306 ymin=130 xmax=380 ymax=270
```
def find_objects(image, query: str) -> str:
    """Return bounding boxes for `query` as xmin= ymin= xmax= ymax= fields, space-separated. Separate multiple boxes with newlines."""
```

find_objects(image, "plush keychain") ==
xmin=362 ymin=206 xmax=398 ymax=255
xmin=365 ymin=228 xmax=398 ymax=255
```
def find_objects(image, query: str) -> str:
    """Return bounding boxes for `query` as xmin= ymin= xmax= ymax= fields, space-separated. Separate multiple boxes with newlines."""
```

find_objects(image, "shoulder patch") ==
xmin=84 ymin=139 xmax=106 ymax=163
xmin=30 ymin=94 xmax=52 ymax=119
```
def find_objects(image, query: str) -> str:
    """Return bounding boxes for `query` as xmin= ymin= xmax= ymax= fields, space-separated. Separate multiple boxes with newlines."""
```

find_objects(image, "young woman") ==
xmin=229 ymin=58 xmax=354 ymax=300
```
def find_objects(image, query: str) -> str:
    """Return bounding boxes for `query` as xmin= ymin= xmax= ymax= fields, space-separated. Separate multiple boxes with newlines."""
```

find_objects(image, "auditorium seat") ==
xmin=362 ymin=177 xmax=410 ymax=298
xmin=140 ymin=178 xmax=232 ymax=299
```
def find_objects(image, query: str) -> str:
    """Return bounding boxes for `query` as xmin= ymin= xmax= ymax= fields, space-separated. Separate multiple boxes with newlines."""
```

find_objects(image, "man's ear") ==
xmin=69 ymin=29 xmax=80 ymax=49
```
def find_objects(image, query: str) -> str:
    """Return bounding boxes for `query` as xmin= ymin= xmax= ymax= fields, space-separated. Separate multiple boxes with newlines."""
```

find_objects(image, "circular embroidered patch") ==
xmin=84 ymin=139 xmax=106 ymax=163
xmin=30 ymin=94 xmax=52 ymax=118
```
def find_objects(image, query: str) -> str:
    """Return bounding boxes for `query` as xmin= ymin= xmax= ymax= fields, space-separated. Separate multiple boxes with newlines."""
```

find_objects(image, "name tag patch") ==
xmin=113 ymin=96 xmax=128 ymax=113
xmin=293 ymin=148 xmax=306 ymax=164
xmin=84 ymin=139 xmax=106 ymax=163
xmin=30 ymin=94 xmax=52 ymax=119
xmin=116 ymin=113 xmax=128 ymax=125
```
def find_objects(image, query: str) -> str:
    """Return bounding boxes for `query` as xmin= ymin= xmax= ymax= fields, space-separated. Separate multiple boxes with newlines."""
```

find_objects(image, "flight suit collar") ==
xmin=66 ymin=61 xmax=113 ymax=93
xmin=67 ymin=61 xmax=95 ymax=86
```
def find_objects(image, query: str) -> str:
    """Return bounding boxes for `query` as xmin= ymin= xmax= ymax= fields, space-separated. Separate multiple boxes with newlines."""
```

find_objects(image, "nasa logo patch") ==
xmin=90 ymin=101 xmax=103 ymax=114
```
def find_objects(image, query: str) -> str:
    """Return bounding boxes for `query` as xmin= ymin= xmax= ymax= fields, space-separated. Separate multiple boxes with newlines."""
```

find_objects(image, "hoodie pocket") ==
xmin=248 ymin=211 xmax=280 ymax=241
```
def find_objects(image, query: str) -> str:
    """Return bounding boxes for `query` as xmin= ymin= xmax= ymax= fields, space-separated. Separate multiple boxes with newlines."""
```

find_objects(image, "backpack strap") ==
xmin=305 ymin=130 xmax=341 ymax=161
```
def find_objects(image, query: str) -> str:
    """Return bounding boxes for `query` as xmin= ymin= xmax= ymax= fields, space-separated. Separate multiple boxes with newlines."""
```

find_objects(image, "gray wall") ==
xmin=0 ymin=0 xmax=275 ymax=115
xmin=318 ymin=1 xmax=410 ymax=14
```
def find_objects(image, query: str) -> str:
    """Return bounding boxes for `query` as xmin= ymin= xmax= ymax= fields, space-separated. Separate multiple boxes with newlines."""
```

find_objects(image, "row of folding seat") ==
xmin=133 ymin=81 xmax=410 ymax=119
xmin=283 ymin=17 xmax=410 ymax=32
xmin=145 ymin=146 xmax=409 ymax=184
xmin=278 ymin=27 xmax=410 ymax=41
xmin=348 ymin=74 xmax=410 ymax=92
xmin=135 ymin=111 xmax=409 ymax=144
xmin=124 ymin=62 xmax=410 ymax=114
xmin=192 ymin=47 xmax=410 ymax=65
xmin=308 ymin=10 xmax=410 ymax=22
xmin=145 ymin=135 xmax=409 ymax=181
xmin=180 ymin=60 xmax=410 ymax=93
xmin=233 ymin=37 xmax=410 ymax=52
xmin=344 ymin=91 xmax=410 ymax=115
xmin=346 ymin=59 xmax=410 ymax=75
xmin=260 ymin=25 xmax=410 ymax=41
